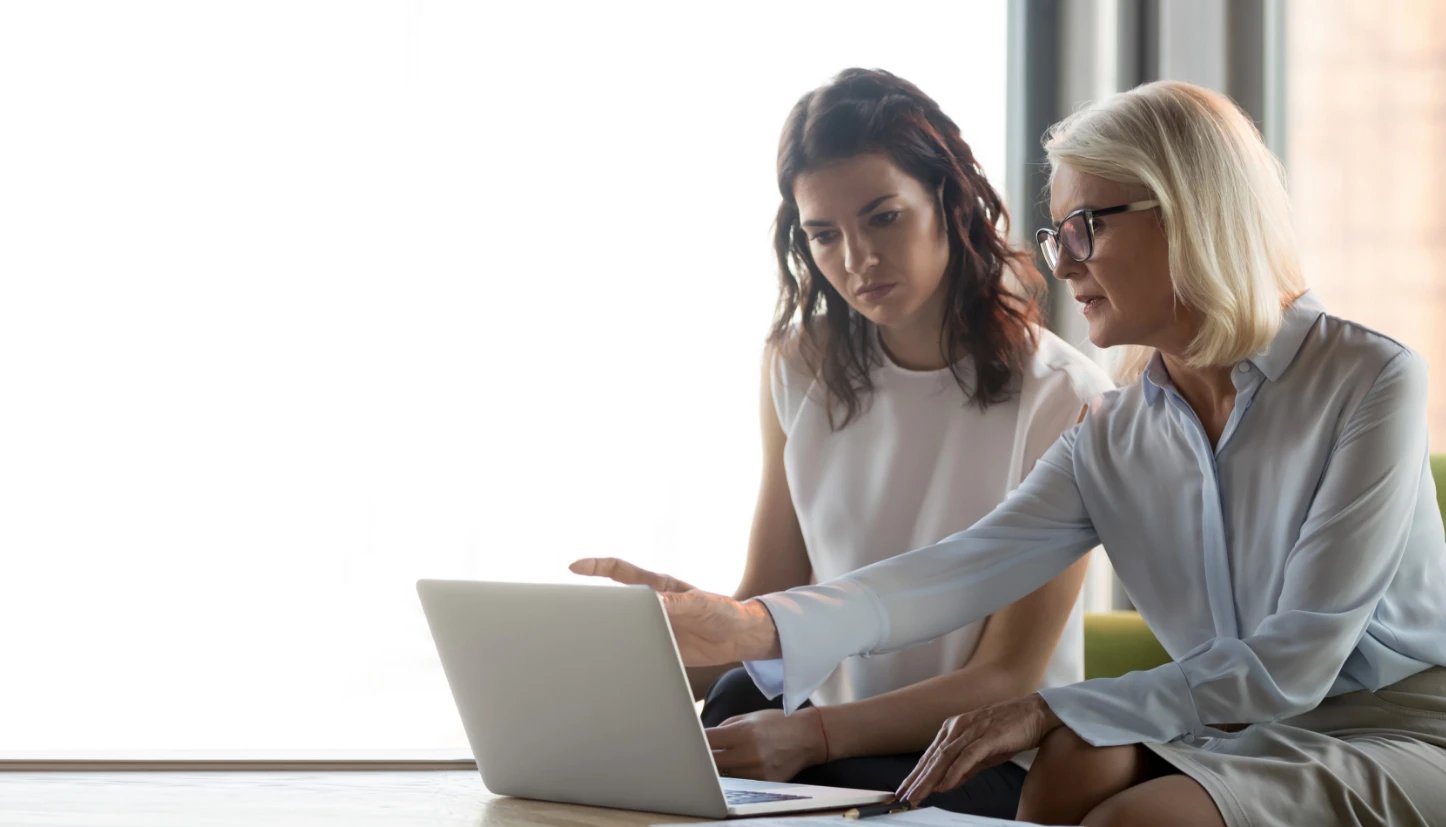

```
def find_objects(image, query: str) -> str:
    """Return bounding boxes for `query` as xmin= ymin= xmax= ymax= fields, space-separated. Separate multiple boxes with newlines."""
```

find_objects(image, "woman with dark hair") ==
xmin=573 ymin=67 xmax=1112 ymax=818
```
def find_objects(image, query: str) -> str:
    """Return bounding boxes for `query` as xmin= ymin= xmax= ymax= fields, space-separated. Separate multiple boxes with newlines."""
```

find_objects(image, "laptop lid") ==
xmin=417 ymin=579 xmax=732 ymax=818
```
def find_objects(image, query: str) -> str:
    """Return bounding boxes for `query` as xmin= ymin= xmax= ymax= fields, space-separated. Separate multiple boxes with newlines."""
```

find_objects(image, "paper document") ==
xmin=653 ymin=807 xmax=1052 ymax=826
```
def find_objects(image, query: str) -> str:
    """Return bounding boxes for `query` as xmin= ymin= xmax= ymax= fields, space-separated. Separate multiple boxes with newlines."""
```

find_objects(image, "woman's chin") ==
xmin=858 ymin=303 xmax=910 ymax=330
xmin=1084 ymin=321 xmax=1117 ymax=349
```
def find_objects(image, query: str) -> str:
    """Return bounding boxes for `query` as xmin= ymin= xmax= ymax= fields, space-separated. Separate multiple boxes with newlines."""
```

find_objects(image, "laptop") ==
xmin=416 ymin=579 xmax=893 ymax=818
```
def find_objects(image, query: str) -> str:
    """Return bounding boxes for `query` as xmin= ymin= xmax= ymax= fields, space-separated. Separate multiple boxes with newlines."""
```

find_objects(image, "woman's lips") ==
xmin=1077 ymin=295 xmax=1106 ymax=315
xmin=857 ymin=282 xmax=897 ymax=301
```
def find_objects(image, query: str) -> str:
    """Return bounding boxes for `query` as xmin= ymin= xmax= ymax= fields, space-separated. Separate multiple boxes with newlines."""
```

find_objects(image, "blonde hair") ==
xmin=1043 ymin=81 xmax=1304 ymax=379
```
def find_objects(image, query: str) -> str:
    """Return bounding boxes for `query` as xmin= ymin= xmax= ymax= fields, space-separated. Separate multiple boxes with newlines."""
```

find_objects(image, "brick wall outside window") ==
xmin=1288 ymin=0 xmax=1446 ymax=447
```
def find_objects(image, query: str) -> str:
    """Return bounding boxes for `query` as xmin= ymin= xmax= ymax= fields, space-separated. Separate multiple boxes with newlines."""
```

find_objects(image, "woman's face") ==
xmin=1047 ymin=163 xmax=1184 ymax=351
xmin=793 ymin=153 xmax=951 ymax=334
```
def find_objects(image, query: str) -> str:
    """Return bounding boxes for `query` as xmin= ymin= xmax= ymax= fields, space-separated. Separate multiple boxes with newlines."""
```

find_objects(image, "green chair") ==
xmin=1083 ymin=610 xmax=1170 ymax=680
xmin=1083 ymin=453 xmax=1446 ymax=679
xmin=1431 ymin=454 xmax=1446 ymax=524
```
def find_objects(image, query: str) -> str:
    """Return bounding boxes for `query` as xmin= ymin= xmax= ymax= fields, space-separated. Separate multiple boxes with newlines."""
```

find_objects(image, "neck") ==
xmin=876 ymin=286 xmax=955 ymax=370
xmin=1158 ymin=352 xmax=1237 ymax=448
xmin=1153 ymin=290 xmax=1298 ymax=416
xmin=1159 ymin=353 xmax=1235 ymax=407
xmin=1150 ymin=304 xmax=1235 ymax=413
xmin=877 ymin=310 xmax=957 ymax=370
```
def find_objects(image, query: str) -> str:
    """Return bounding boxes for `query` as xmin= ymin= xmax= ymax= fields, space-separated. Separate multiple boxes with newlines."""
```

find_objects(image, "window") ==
xmin=0 ymin=1 xmax=1009 ymax=754
xmin=1286 ymin=1 xmax=1446 ymax=447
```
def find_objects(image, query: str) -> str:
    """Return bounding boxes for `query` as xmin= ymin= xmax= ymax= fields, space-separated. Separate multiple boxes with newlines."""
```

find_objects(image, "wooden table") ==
xmin=0 ymin=770 xmax=729 ymax=826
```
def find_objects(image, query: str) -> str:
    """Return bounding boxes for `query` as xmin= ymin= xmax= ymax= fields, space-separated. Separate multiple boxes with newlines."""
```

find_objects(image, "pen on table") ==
xmin=843 ymin=798 xmax=917 ymax=819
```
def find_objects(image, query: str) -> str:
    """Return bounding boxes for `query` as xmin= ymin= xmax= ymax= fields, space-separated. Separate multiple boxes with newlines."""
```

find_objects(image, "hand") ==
xmin=568 ymin=557 xmax=780 ymax=666
xmin=707 ymin=708 xmax=827 ymax=782
xmin=896 ymin=693 xmax=1062 ymax=807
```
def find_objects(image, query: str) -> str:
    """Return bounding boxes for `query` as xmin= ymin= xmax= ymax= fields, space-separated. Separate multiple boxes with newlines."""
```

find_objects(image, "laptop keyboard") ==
xmin=724 ymin=789 xmax=812 ymax=805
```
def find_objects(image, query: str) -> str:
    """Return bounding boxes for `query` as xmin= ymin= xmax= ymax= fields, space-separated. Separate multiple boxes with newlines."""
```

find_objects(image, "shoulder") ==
xmin=1019 ymin=328 xmax=1116 ymax=407
xmin=768 ymin=322 xmax=821 ymax=388
xmin=1311 ymin=311 xmax=1418 ymax=373
xmin=766 ymin=322 xmax=829 ymax=431
xmin=1009 ymin=329 xmax=1118 ymax=463
xmin=1294 ymin=311 xmax=1425 ymax=402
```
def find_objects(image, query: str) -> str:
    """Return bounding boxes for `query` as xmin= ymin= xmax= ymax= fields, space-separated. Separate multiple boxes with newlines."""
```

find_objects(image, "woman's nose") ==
xmin=1051 ymin=255 xmax=1080 ymax=282
xmin=844 ymin=235 xmax=879 ymax=276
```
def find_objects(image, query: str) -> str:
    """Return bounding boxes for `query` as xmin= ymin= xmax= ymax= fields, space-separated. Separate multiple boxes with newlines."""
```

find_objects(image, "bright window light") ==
xmin=0 ymin=0 xmax=1007 ymax=752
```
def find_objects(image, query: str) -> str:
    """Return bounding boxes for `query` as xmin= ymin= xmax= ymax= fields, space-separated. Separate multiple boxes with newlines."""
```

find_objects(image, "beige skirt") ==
xmin=1145 ymin=666 xmax=1446 ymax=827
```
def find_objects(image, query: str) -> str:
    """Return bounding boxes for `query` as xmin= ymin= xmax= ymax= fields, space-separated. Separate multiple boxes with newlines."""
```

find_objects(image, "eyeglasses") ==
xmin=1035 ymin=200 xmax=1160 ymax=270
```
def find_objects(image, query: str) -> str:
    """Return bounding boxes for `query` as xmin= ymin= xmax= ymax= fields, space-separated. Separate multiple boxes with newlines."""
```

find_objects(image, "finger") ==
xmin=904 ymin=731 xmax=969 ymax=806
xmin=587 ymin=557 xmax=697 ymax=592
xmin=711 ymin=746 xmax=742 ymax=772
xmin=901 ymin=743 xmax=947 ymax=805
xmin=704 ymin=722 xmax=752 ymax=751
xmin=663 ymin=574 xmax=698 ymax=592
xmin=903 ymin=752 xmax=947 ymax=805
xmin=714 ymin=754 xmax=764 ymax=780
xmin=895 ymin=748 xmax=932 ymax=798
xmin=939 ymin=742 xmax=1001 ymax=794
xmin=896 ymin=724 xmax=951 ymax=798
xmin=567 ymin=558 xmax=602 ymax=576
xmin=709 ymin=738 xmax=760 ymax=769
xmin=732 ymin=765 xmax=766 ymax=781
xmin=568 ymin=557 xmax=667 ymax=589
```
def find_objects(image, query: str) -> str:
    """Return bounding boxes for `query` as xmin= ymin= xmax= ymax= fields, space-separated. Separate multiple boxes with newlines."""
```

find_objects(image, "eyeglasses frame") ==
xmin=1035 ymin=199 xmax=1161 ymax=269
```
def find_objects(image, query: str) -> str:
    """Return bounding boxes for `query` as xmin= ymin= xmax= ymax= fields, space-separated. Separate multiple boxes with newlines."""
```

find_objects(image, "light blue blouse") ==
xmin=746 ymin=292 xmax=1446 ymax=747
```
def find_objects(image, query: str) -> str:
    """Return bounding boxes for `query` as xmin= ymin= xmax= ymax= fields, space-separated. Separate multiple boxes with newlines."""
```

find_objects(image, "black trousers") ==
xmin=701 ymin=667 xmax=1026 ymax=820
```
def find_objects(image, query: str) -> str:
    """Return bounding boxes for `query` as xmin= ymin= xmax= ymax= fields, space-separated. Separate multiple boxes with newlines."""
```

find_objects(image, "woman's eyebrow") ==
xmin=801 ymin=193 xmax=899 ymax=227
xmin=1049 ymin=202 xmax=1099 ymax=225
xmin=856 ymin=193 xmax=897 ymax=215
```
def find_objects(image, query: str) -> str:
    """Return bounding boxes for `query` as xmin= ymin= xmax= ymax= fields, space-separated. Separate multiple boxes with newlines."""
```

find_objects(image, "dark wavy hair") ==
xmin=770 ymin=68 xmax=1046 ymax=430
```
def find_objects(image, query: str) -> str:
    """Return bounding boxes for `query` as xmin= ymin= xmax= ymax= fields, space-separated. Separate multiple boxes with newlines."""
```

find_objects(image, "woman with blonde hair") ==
xmin=583 ymin=80 xmax=1446 ymax=826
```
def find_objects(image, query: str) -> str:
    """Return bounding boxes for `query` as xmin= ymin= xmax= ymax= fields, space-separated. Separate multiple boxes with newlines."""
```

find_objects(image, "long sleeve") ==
xmin=746 ymin=425 xmax=1100 ymax=713
xmin=1040 ymin=350 xmax=1431 ymax=745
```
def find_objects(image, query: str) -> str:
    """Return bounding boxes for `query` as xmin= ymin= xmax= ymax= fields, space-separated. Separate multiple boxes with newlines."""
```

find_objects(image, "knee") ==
xmin=1016 ymin=728 xmax=1140 ymax=825
xmin=699 ymin=667 xmax=774 ymax=727
xmin=1032 ymin=725 xmax=1101 ymax=780
xmin=705 ymin=666 xmax=757 ymax=700
xmin=1081 ymin=776 xmax=1223 ymax=827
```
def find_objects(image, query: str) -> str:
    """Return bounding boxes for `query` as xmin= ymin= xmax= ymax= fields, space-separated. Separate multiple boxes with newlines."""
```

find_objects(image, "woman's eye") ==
xmin=871 ymin=210 xmax=900 ymax=226
xmin=809 ymin=230 xmax=839 ymax=245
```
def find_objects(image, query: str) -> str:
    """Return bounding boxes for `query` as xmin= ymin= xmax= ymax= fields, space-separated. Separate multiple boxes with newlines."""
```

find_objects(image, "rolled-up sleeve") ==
xmin=1041 ymin=351 xmax=1430 ymax=745
xmin=746 ymin=426 xmax=1100 ymax=713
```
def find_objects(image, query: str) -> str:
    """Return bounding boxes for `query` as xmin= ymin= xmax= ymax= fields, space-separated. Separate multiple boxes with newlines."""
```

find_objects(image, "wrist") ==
xmin=1033 ymin=692 xmax=1063 ymax=733
xmin=806 ymin=706 xmax=832 ymax=766
xmin=740 ymin=598 xmax=782 ymax=660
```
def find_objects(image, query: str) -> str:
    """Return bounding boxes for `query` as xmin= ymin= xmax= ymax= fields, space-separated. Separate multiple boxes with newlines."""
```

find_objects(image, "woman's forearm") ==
xmin=821 ymin=662 xmax=1033 ymax=759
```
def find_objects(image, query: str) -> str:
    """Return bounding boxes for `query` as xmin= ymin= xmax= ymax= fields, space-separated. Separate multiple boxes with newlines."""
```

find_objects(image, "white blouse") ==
xmin=769 ymin=326 xmax=1114 ymax=711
